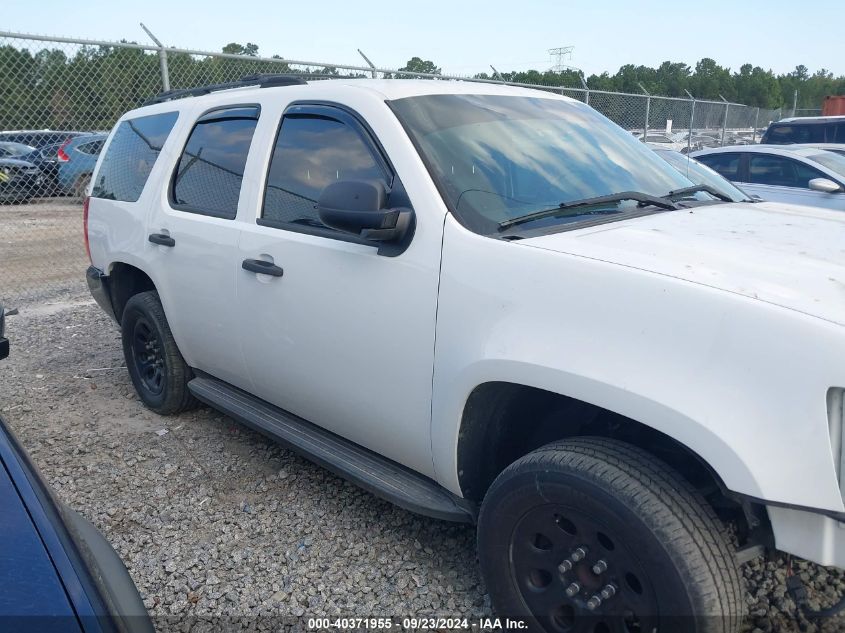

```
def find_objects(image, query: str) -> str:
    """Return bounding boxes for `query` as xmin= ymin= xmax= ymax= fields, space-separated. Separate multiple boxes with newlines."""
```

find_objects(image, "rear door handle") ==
xmin=148 ymin=233 xmax=175 ymax=247
xmin=242 ymin=258 xmax=284 ymax=277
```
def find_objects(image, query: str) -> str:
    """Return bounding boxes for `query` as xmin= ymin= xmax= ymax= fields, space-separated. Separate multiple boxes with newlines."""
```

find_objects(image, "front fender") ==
xmin=431 ymin=215 xmax=845 ymax=513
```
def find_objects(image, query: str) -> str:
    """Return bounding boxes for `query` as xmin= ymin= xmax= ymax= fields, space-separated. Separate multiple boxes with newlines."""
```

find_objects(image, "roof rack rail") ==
xmin=142 ymin=74 xmax=307 ymax=106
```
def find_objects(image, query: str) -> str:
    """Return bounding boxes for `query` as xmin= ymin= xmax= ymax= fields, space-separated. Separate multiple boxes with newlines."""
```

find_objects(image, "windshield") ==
xmin=389 ymin=94 xmax=698 ymax=234
xmin=807 ymin=152 xmax=845 ymax=180
xmin=655 ymin=149 xmax=751 ymax=202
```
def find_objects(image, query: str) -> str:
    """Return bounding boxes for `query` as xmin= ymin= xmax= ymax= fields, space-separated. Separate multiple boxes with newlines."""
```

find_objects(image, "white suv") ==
xmin=85 ymin=76 xmax=845 ymax=631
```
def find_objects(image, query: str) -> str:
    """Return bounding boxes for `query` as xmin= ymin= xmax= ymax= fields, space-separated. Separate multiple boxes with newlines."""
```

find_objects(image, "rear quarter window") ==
xmin=92 ymin=111 xmax=179 ymax=202
xmin=764 ymin=124 xmax=825 ymax=144
xmin=77 ymin=140 xmax=104 ymax=155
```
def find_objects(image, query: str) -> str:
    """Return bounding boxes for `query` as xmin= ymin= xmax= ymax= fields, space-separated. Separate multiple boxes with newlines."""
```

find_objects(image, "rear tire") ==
xmin=477 ymin=437 xmax=744 ymax=633
xmin=121 ymin=291 xmax=198 ymax=415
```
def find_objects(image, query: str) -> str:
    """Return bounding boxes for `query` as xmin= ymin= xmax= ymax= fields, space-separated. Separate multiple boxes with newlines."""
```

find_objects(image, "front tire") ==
xmin=121 ymin=291 xmax=198 ymax=415
xmin=477 ymin=438 xmax=744 ymax=633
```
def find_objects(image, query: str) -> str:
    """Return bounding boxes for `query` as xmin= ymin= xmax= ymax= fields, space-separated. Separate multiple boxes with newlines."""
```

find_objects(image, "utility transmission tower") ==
xmin=548 ymin=46 xmax=575 ymax=72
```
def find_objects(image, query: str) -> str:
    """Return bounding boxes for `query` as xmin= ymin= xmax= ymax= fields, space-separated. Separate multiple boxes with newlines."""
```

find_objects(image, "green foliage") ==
xmin=475 ymin=58 xmax=844 ymax=109
xmin=399 ymin=57 xmax=441 ymax=76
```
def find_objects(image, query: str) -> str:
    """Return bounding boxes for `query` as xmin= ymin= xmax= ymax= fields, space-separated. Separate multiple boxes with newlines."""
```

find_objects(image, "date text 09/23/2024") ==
xmin=306 ymin=617 xmax=528 ymax=630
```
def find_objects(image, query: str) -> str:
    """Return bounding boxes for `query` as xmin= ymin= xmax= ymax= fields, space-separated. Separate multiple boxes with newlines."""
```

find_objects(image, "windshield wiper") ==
xmin=663 ymin=184 xmax=732 ymax=203
xmin=497 ymin=191 xmax=677 ymax=231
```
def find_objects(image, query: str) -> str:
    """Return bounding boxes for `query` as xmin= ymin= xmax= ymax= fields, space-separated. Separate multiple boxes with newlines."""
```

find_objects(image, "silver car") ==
xmin=690 ymin=145 xmax=845 ymax=211
xmin=648 ymin=146 xmax=753 ymax=203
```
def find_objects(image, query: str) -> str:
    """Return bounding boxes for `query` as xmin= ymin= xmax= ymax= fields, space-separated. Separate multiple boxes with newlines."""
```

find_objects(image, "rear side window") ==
xmin=77 ymin=140 xmax=104 ymax=155
xmin=696 ymin=153 xmax=741 ymax=180
xmin=172 ymin=106 xmax=259 ymax=219
xmin=262 ymin=115 xmax=387 ymax=228
xmin=764 ymin=124 xmax=825 ymax=144
xmin=92 ymin=112 xmax=178 ymax=202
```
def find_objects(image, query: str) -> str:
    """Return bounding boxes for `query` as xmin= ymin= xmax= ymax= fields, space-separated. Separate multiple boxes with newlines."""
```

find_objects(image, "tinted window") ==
xmin=77 ymin=140 xmax=104 ymax=155
xmin=173 ymin=107 xmax=259 ymax=219
xmin=93 ymin=112 xmax=178 ymax=202
xmin=696 ymin=153 xmax=741 ymax=180
xmin=656 ymin=150 xmax=750 ymax=202
xmin=835 ymin=123 xmax=845 ymax=143
xmin=262 ymin=115 xmax=386 ymax=227
xmin=390 ymin=94 xmax=694 ymax=234
xmin=765 ymin=124 xmax=825 ymax=144
xmin=748 ymin=155 xmax=825 ymax=188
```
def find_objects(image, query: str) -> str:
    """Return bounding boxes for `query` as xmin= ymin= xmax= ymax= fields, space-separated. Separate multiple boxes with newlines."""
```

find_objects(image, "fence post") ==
xmin=358 ymin=49 xmax=377 ymax=79
xmin=721 ymin=101 xmax=729 ymax=147
xmin=141 ymin=23 xmax=170 ymax=91
xmin=159 ymin=49 xmax=171 ymax=92
xmin=752 ymin=108 xmax=759 ymax=143
xmin=638 ymin=83 xmax=650 ymax=139
xmin=684 ymin=90 xmax=696 ymax=154
xmin=579 ymin=72 xmax=589 ymax=106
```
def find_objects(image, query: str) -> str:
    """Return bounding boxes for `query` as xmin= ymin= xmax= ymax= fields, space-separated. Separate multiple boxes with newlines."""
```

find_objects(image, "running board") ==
xmin=188 ymin=376 xmax=475 ymax=523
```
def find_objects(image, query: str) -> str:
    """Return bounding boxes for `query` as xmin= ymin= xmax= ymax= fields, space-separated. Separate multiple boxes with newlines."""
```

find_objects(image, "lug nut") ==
xmin=565 ymin=582 xmax=581 ymax=597
xmin=600 ymin=584 xmax=617 ymax=600
xmin=592 ymin=559 xmax=608 ymax=574
xmin=558 ymin=559 xmax=573 ymax=573
xmin=586 ymin=595 xmax=602 ymax=610
xmin=570 ymin=547 xmax=587 ymax=562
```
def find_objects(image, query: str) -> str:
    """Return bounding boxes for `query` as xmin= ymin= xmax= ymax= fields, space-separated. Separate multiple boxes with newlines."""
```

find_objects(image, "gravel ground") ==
xmin=0 ymin=198 xmax=85 ymax=301
xmin=1 ymin=286 xmax=844 ymax=632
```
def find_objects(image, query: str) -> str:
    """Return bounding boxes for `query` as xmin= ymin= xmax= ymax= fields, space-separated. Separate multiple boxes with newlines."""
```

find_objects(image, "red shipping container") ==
xmin=822 ymin=95 xmax=845 ymax=116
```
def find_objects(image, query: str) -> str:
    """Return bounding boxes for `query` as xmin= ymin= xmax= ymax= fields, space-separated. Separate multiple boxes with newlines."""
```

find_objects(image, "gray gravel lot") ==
xmin=0 ymin=198 xmax=86 ymax=301
xmin=1 ymin=286 xmax=844 ymax=632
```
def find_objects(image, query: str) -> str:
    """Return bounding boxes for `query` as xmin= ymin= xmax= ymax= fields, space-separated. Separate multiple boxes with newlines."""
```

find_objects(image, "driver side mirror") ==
xmin=808 ymin=178 xmax=843 ymax=194
xmin=316 ymin=180 xmax=413 ymax=243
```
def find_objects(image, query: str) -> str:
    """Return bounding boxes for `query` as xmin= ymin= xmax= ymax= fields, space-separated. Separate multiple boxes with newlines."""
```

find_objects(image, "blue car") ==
xmin=57 ymin=134 xmax=107 ymax=197
xmin=0 ymin=305 xmax=152 ymax=633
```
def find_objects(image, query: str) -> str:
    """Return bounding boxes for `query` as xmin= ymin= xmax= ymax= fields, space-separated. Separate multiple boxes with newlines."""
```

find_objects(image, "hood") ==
xmin=522 ymin=201 xmax=845 ymax=326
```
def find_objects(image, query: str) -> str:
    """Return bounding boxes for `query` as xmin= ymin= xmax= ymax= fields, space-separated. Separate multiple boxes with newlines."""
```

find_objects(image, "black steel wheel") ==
xmin=510 ymin=503 xmax=661 ymax=633
xmin=478 ymin=438 xmax=744 ymax=633
xmin=121 ymin=291 xmax=198 ymax=415
xmin=130 ymin=315 xmax=165 ymax=395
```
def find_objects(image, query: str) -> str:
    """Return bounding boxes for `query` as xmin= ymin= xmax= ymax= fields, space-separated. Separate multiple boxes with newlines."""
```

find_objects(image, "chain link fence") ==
xmin=0 ymin=30 xmax=784 ymax=304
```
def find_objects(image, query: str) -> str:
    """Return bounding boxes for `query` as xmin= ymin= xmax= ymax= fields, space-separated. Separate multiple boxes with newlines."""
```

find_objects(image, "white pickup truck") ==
xmin=85 ymin=76 xmax=845 ymax=632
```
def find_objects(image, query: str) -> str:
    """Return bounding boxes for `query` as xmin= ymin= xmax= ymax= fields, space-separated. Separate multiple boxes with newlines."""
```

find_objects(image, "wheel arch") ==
xmin=107 ymin=261 xmax=157 ymax=323
xmin=456 ymin=380 xmax=763 ymax=537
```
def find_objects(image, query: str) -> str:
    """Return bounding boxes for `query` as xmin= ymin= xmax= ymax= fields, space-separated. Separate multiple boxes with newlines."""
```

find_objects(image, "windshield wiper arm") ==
xmin=663 ymin=184 xmax=732 ymax=203
xmin=497 ymin=191 xmax=677 ymax=231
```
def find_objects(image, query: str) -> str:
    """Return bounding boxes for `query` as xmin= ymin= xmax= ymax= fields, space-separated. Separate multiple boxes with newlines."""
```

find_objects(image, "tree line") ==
xmin=451 ymin=58 xmax=841 ymax=110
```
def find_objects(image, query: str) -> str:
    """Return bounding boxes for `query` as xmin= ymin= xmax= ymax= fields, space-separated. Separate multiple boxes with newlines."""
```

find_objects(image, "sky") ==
xmin=4 ymin=0 xmax=844 ymax=78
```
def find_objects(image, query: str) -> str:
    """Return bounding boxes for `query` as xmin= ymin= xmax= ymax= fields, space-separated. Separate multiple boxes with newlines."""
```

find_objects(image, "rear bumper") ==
xmin=86 ymin=266 xmax=116 ymax=322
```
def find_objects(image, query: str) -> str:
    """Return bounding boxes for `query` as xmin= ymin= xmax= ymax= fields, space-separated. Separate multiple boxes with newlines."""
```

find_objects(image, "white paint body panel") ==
xmin=88 ymin=80 xmax=845 ymax=568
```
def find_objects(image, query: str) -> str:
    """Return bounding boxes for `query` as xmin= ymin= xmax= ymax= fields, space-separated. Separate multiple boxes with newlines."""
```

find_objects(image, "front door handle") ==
xmin=242 ymin=258 xmax=284 ymax=277
xmin=149 ymin=233 xmax=175 ymax=247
